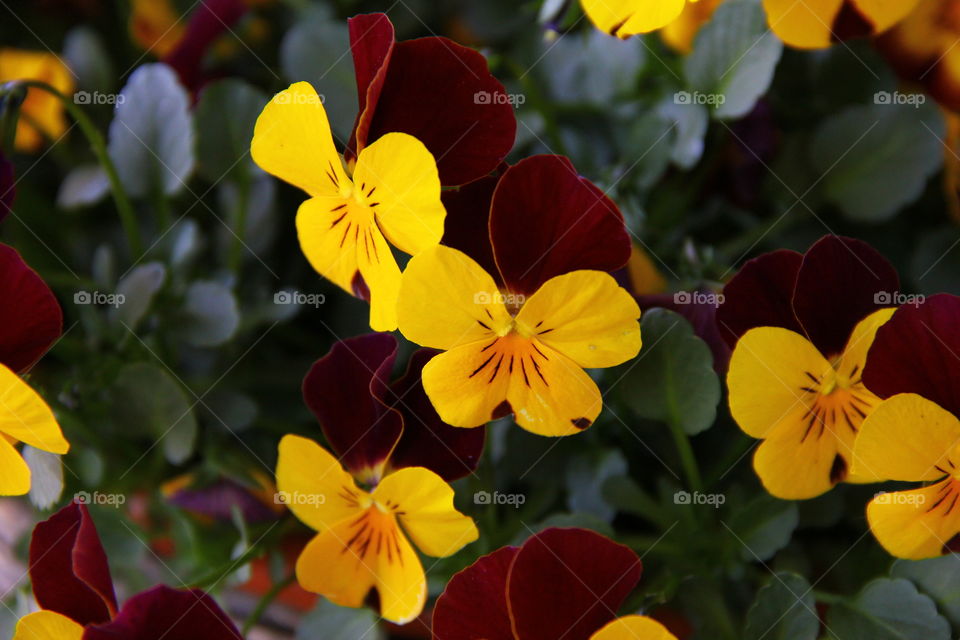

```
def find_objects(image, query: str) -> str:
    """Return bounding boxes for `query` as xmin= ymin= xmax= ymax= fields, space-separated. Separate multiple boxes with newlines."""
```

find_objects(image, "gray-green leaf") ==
xmin=744 ymin=573 xmax=819 ymax=640
xmin=827 ymin=578 xmax=950 ymax=640
xmin=195 ymin=79 xmax=267 ymax=183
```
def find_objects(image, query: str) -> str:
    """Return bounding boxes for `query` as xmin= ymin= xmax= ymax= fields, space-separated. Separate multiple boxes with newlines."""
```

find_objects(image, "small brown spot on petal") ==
xmin=829 ymin=454 xmax=848 ymax=485
xmin=942 ymin=533 xmax=960 ymax=555
xmin=492 ymin=400 xmax=512 ymax=420
xmin=571 ymin=417 xmax=591 ymax=430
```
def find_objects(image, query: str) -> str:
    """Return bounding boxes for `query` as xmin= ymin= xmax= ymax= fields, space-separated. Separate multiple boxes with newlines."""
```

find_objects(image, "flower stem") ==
xmin=668 ymin=415 xmax=703 ymax=493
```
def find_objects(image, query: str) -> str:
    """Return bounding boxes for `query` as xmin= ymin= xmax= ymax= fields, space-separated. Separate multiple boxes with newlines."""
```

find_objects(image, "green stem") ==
xmin=667 ymin=415 xmax=703 ymax=493
xmin=242 ymin=572 xmax=295 ymax=634
xmin=813 ymin=590 xmax=847 ymax=605
xmin=187 ymin=541 xmax=266 ymax=589
xmin=3 ymin=80 xmax=144 ymax=257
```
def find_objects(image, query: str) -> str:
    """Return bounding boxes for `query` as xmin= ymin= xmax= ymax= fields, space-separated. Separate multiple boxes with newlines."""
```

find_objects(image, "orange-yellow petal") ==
xmin=0 ymin=364 xmax=68 ymax=455
xmin=590 ymin=615 xmax=679 ymax=640
xmin=0 ymin=49 xmax=74 ymax=152
xmin=0 ymin=435 xmax=30 ymax=496
xmin=867 ymin=480 xmax=960 ymax=559
xmin=13 ymin=611 xmax=84 ymax=640
xmin=762 ymin=0 xmax=921 ymax=50
xmin=581 ymin=0 xmax=687 ymax=38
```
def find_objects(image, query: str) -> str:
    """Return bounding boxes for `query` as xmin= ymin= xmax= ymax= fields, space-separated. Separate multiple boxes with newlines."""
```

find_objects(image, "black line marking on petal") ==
xmin=469 ymin=353 xmax=496 ymax=378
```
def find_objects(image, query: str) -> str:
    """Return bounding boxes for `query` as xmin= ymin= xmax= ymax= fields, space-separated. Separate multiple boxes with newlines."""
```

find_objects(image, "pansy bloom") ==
xmin=718 ymin=235 xmax=899 ymax=499
xmin=397 ymin=155 xmax=641 ymax=437
xmin=0 ymin=243 xmax=68 ymax=496
xmin=853 ymin=294 xmax=960 ymax=559
xmin=276 ymin=333 xmax=480 ymax=623
xmin=251 ymin=13 xmax=515 ymax=331
xmin=13 ymin=501 xmax=242 ymax=640
xmin=433 ymin=527 xmax=678 ymax=640
xmin=0 ymin=49 xmax=74 ymax=152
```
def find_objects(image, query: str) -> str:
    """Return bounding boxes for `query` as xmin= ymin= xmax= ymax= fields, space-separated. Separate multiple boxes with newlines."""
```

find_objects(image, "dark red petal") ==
xmin=162 ymin=0 xmax=248 ymax=92
xmin=792 ymin=235 xmax=900 ymax=357
xmin=490 ymin=156 xmax=630 ymax=296
xmin=302 ymin=333 xmax=403 ymax=478
xmin=433 ymin=546 xmax=518 ymax=640
xmin=30 ymin=502 xmax=117 ymax=626
xmin=361 ymin=36 xmax=516 ymax=186
xmin=387 ymin=349 xmax=486 ymax=481
xmin=637 ymin=292 xmax=732 ymax=374
xmin=507 ymin=528 xmax=642 ymax=640
xmin=0 ymin=243 xmax=62 ymax=372
xmin=1 ymin=150 xmax=13 ymax=222
xmin=83 ymin=585 xmax=242 ymax=640
xmin=716 ymin=249 xmax=803 ymax=347
xmin=346 ymin=13 xmax=396 ymax=163
xmin=863 ymin=294 xmax=960 ymax=415
xmin=441 ymin=175 xmax=501 ymax=285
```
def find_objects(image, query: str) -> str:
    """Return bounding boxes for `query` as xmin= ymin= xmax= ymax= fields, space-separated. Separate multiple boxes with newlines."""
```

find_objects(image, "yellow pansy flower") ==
xmin=0 ymin=49 xmax=74 ymax=152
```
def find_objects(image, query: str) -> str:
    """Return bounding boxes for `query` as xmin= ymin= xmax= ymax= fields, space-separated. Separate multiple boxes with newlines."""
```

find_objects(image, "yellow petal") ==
xmin=352 ymin=132 xmax=445 ymax=256
xmin=129 ymin=0 xmax=185 ymax=56
xmin=398 ymin=245 xmax=513 ymax=350
xmin=515 ymin=270 xmax=641 ymax=369
xmin=590 ymin=615 xmax=679 ymax=640
xmin=251 ymin=82 xmax=348 ymax=198
xmin=0 ymin=436 xmax=30 ymax=496
xmin=752 ymin=421 xmax=851 ymax=500
xmin=0 ymin=49 xmax=74 ymax=152
xmin=420 ymin=340 xmax=515 ymax=428
xmin=661 ymin=0 xmax=723 ymax=54
xmin=763 ymin=0 xmax=920 ymax=50
xmin=581 ymin=0 xmax=687 ymax=38
xmin=275 ymin=434 xmax=366 ymax=532
xmin=0 ymin=365 xmax=68 ymax=455
xmin=295 ymin=508 xmax=426 ymax=624
xmin=13 ymin=611 xmax=84 ymax=640
xmin=372 ymin=466 xmax=478 ymax=557
xmin=853 ymin=394 xmax=960 ymax=483
xmin=867 ymin=480 xmax=960 ymax=559
xmin=834 ymin=307 xmax=895 ymax=380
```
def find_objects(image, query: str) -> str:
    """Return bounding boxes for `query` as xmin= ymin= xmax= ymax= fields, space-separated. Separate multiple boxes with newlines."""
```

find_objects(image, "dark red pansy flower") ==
xmin=163 ymin=0 xmax=249 ymax=92
xmin=25 ymin=501 xmax=241 ymax=640
xmin=302 ymin=332 xmax=485 ymax=484
xmin=863 ymin=293 xmax=960 ymax=415
xmin=0 ymin=242 xmax=63 ymax=373
xmin=433 ymin=527 xmax=674 ymax=640
xmin=716 ymin=235 xmax=899 ymax=357
xmin=442 ymin=154 xmax=632 ymax=295
xmin=345 ymin=13 xmax=516 ymax=186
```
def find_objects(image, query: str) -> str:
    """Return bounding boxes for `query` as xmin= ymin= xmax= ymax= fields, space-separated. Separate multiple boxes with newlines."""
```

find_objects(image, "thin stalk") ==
xmin=667 ymin=415 xmax=703 ymax=493
xmin=242 ymin=572 xmax=295 ymax=634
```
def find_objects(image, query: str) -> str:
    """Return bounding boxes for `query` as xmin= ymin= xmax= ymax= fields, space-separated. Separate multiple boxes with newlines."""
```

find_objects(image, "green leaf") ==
xmin=108 ymin=63 xmax=194 ymax=198
xmin=540 ymin=29 xmax=645 ymax=104
xmin=809 ymin=101 xmax=944 ymax=222
xmin=892 ymin=555 xmax=960 ymax=627
xmin=180 ymin=281 xmax=240 ymax=347
xmin=684 ymin=0 xmax=783 ymax=120
xmin=23 ymin=446 xmax=64 ymax=510
xmin=111 ymin=363 xmax=197 ymax=465
xmin=621 ymin=308 xmax=720 ymax=435
xmin=194 ymin=79 xmax=267 ymax=183
xmin=111 ymin=262 xmax=166 ymax=330
xmin=565 ymin=449 xmax=627 ymax=523
xmin=296 ymin=599 xmax=385 ymax=640
xmin=726 ymin=495 xmax=798 ymax=562
xmin=744 ymin=573 xmax=819 ymax=640
xmin=827 ymin=578 xmax=950 ymax=640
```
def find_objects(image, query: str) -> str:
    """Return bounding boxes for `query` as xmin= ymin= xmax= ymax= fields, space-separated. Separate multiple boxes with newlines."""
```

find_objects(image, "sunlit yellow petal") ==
xmin=590 ymin=615 xmax=679 ymax=640
xmin=13 ymin=611 xmax=84 ymax=640
xmin=276 ymin=434 xmax=365 ymax=532
xmin=763 ymin=0 xmax=920 ymax=50
xmin=0 ymin=436 xmax=30 ymax=496
xmin=835 ymin=307 xmax=895 ymax=380
xmin=352 ymin=132 xmax=445 ymax=256
xmin=421 ymin=340 xmax=514 ymax=428
xmin=295 ymin=195 xmax=363 ymax=293
xmin=515 ymin=270 xmax=641 ymax=369
xmin=753 ymin=421 xmax=851 ymax=500
xmin=295 ymin=518 xmax=377 ymax=608
xmin=251 ymin=82 xmax=348 ymax=198
xmin=0 ymin=365 xmax=68 ymax=455
xmin=853 ymin=394 xmax=960 ymax=483
xmin=867 ymin=480 xmax=960 ymax=559
xmin=581 ymin=0 xmax=687 ymax=38
xmin=0 ymin=49 xmax=74 ymax=152
xmin=398 ymin=246 xmax=513 ymax=350
xmin=372 ymin=466 xmax=478 ymax=557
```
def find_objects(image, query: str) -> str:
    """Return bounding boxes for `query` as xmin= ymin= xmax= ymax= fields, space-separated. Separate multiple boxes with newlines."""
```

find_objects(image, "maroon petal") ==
xmin=1 ymin=150 xmax=13 ymax=222
xmin=346 ymin=13 xmax=396 ymax=163
xmin=441 ymin=175 xmax=501 ymax=285
xmin=30 ymin=502 xmax=117 ymax=626
xmin=0 ymin=243 xmax=62 ymax=372
xmin=302 ymin=333 xmax=403 ymax=480
xmin=490 ymin=156 xmax=630 ymax=296
xmin=716 ymin=249 xmax=803 ymax=348
xmin=387 ymin=349 xmax=486 ymax=481
xmin=433 ymin=546 xmax=518 ymax=640
xmin=863 ymin=294 xmax=960 ymax=415
xmin=83 ymin=585 xmax=242 ymax=640
xmin=506 ymin=528 xmax=642 ymax=640
xmin=357 ymin=30 xmax=516 ymax=186
xmin=162 ymin=0 xmax=248 ymax=92
xmin=792 ymin=235 xmax=900 ymax=357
